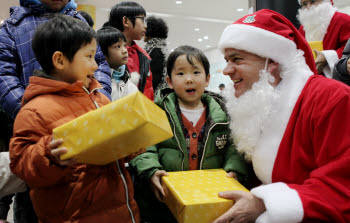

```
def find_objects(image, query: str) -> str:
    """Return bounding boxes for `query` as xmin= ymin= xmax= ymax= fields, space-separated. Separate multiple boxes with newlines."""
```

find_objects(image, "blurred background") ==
xmin=1 ymin=0 xmax=349 ymax=92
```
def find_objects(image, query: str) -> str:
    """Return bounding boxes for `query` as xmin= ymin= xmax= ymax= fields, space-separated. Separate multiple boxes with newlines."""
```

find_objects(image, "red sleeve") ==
xmin=10 ymin=108 xmax=71 ymax=188
xmin=288 ymin=91 xmax=350 ymax=222
xmin=298 ymin=25 xmax=306 ymax=37
xmin=144 ymin=71 xmax=154 ymax=100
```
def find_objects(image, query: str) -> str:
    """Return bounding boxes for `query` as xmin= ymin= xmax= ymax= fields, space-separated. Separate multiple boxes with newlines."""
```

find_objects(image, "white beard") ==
xmin=223 ymin=70 xmax=280 ymax=161
xmin=297 ymin=2 xmax=336 ymax=42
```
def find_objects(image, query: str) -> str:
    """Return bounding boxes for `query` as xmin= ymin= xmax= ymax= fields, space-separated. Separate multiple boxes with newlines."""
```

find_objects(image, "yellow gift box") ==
xmin=163 ymin=169 xmax=249 ymax=223
xmin=53 ymin=91 xmax=173 ymax=165
xmin=308 ymin=41 xmax=323 ymax=59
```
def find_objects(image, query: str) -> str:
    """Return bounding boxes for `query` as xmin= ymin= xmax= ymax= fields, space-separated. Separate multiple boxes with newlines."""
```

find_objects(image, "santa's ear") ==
xmin=268 ymin=61 xmax=282 ymax=86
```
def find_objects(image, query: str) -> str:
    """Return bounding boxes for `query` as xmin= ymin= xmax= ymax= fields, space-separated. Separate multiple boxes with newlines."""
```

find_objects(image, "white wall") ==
xmin=204 ymin=48 xmax=232 ymax=93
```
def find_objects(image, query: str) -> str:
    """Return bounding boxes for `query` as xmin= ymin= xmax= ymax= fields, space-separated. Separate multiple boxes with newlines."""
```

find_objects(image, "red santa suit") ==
xmin=219 ymin=9 xmax=350 ymax=222
xmin=299 ymin=8 xmax=350 ymax=76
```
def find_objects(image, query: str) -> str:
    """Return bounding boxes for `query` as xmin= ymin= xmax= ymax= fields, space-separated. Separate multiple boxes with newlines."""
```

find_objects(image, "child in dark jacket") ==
xmin=130 ymin=45 xmax=251 ymax=222
xmin=9 ymin=15 xmax=139 ymax=223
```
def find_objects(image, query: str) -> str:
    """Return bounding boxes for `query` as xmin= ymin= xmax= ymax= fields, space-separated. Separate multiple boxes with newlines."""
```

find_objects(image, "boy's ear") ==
xmin=122 ymin=16 xmax=130 ymax=29
xmin=166 ymin=76 xmax=173 ymax=89
xmin=52 ymin=51 xmax=66 ymax=70
xmin=205 ymin=74 xmax=211 ymax=87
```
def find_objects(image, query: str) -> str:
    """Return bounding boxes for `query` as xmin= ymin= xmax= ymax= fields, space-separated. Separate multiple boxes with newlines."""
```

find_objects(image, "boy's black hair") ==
xmin=108 ymin=1 xmax=146 ymax=31
xmin=97 ymin=26 xmax=126 ymax=57
xmin=145 ymin=16 xmax=168 ymax=39
xmin=219 ymin=83 xmax=225 ymax=88
xmin=166 ymin=45 xmax=210 ymax=78
xmin=79 ymin=10 xmax=94 ymax=27
xmin=32 ymin=14 xmax=96 ymax=74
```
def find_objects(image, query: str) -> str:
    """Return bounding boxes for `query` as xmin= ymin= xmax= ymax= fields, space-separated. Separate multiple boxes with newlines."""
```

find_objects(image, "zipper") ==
xmin=82 ymin=86 xmax=101 ymax=108
xmin=199 ymin=122 xmax=229 ymax=169
xmin=116 ymin=161 xmax=136 ymax=223
xmin=164 ymin=104 xmax=185 ymax=170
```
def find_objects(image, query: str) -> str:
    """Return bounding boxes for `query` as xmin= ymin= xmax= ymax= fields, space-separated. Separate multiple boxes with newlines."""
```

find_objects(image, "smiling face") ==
xmin=106 ymin=40 xmax=128 ymax=70
xmin=40 ymin=0 xmax=69 ymax=11
xmin=54 ymin=39 xmax=98 ymax=88
xmin=223 ymin=48 xmax=266 ymax=98
xmin=167 ymin=54 xmax=210 ymax=109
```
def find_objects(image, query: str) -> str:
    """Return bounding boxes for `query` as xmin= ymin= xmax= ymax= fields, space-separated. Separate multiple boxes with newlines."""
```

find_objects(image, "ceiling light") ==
xmin=206 ymin=45 xmax=211 ymax=48
xmin=237 ymin=8 xmax=244 ymax=12
xmin=203 ymin=36 xmax=208 ymax=40
xmin=176 ymin=1 xmax=183 ymax=4
xmin=198 ymin=38 xmax=203 ymax=42
xmin=194 ymin=28 xmax=200 ymax=32
xmin=0 ymin=20 xmax=4 ymax=25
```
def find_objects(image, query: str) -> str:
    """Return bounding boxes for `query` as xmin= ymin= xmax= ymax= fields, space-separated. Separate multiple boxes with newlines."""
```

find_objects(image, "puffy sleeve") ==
xmin=10 ymin=108 xmax=72 ymax=188
xmin=0 ymin=23 xmax=25 ymax=119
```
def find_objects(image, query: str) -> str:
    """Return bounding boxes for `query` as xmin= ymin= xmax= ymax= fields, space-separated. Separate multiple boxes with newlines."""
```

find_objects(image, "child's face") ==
xmin=40 ymin=0 xmax=68 ymax=11
xmin=125 ymin=14 xmax=146 ymax=41
xmin=167 ymin=55 xmax=210 ymax=109
xmin=57 ymin=39 xmax=98 ymax=88
xmin=106 ymin=40 xmax=128 ymax=70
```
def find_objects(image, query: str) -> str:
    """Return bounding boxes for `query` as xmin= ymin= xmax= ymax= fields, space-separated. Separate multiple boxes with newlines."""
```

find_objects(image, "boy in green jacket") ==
xmin=130 ymin=45 xmax=250 ymax=222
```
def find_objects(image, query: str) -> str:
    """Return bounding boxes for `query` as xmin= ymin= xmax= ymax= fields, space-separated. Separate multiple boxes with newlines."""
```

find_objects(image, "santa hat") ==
xmin=297 ymin=0 xmax=334 ymax=5
xmin=218 ymin=9 xmax=317 ymax=74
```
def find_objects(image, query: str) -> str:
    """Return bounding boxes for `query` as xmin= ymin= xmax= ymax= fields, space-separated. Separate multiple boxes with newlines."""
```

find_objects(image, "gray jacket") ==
xmin=333 ymin=39 xmax=350 ymax=85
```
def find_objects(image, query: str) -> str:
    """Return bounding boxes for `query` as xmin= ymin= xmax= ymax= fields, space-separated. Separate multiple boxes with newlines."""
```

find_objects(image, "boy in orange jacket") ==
xmin=9 ymin=15 xmax=139 ymax=223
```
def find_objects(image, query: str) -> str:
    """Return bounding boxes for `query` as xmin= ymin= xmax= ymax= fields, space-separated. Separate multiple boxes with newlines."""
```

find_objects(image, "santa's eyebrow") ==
xmin=225 ymin=52 xmax=240 ymax=60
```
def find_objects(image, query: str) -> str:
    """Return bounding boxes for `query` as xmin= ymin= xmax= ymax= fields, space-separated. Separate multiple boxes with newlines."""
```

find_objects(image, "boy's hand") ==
xmin=347 ymin=58 xmax=350 ymax=75
xmin=226 ymin=171 xmax=238 ymax=180
xmin=150 ymin=170 xmax=168 ymax=202
xmin=49 ymin=139 xmax=76 ymax=166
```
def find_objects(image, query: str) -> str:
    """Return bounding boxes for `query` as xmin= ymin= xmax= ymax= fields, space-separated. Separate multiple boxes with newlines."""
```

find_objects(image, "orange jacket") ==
xmin=10 ymin=75 xmax=140 ymax=223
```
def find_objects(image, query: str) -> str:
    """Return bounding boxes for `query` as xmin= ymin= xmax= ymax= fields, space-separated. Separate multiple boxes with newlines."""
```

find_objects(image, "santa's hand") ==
xmin=226 ymin=171 xmax=237 ymax=180
xmin=212 ymin=190 xmax=266 ymax=223
xmin=314 ymin=50 xmax=327 ymax=74
xmin=150 ymin=170 xmax=168 ymax=202
xmin=347 ymin=58 xmax=350 ymax=75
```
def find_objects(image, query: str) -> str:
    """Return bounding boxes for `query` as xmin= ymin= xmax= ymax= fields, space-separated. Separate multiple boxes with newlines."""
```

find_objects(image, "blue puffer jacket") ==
xmin=0 ymin=0 xmax=112 ymax=119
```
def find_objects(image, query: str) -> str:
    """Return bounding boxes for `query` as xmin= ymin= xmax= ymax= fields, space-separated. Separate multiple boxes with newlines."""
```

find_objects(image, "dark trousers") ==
xmin=13 ymin=191 xmax=37 ymax=223
xmin=0 ymin=195 xmax=13 ymax=220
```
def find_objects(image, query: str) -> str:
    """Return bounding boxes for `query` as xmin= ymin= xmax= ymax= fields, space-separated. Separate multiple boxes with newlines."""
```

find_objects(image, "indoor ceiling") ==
xmin=0 ymin=0 xmax=349 ymax=52
xmin=78 ymin=0 xmax=250 ymax=52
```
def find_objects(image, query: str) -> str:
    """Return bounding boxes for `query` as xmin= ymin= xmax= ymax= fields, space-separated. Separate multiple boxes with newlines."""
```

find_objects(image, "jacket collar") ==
xmin=158 ymin=88 xmax=228 ymax=124
xmin=8 ymin=0 xmax=76 ymax=25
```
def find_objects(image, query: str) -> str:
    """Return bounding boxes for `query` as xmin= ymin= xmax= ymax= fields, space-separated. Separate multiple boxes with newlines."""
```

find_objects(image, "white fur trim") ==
xmin=321 ymin=50 xmax=339 ymax=78
xmin=218 ymin=24 xmax=300 ymax=67
xmin=252 ymin=55 xmax=312 ymax=184
xmin=252 ymin=182 xmax=304 ymax=223
xmin=130 ymin=72 xmax=140 ymax=86
xmin=0 ymin=152 xmax=27 ymax=197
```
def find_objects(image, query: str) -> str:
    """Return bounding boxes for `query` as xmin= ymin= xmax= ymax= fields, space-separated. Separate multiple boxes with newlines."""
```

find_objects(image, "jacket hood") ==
xmin=22 ymin=70 xmax=101 ymax=105
xmin=9 ymin=0 xmax=77 ymax=25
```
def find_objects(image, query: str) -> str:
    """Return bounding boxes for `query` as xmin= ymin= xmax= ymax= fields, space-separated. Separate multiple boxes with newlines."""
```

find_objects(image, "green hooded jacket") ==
xmin=130 ymin=88 xmax=250 ymax=184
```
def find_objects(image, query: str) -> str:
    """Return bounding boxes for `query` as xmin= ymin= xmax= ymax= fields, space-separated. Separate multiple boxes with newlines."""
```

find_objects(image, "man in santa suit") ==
xmin=297 ymin=0 xmax=350 ymax=77
xmin=213 ymin=9 xmax=350 ymax=223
